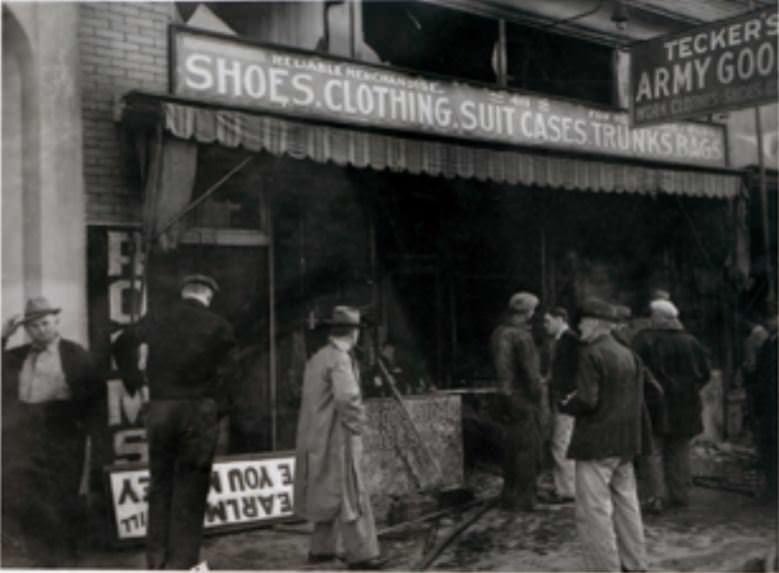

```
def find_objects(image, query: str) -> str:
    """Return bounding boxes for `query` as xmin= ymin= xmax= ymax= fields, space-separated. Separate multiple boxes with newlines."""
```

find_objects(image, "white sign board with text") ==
xmin=107 ymin=452 xmax=296 ymax=542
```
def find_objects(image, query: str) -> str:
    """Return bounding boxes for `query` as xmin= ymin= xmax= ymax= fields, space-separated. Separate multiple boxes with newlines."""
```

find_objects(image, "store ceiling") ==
xmin=424 ymin=0 xmax=776 ymax=44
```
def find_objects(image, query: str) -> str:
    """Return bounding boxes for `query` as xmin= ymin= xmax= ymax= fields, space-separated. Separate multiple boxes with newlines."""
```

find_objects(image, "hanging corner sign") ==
xmin=630 ymin=7 xmax=778 ymax=127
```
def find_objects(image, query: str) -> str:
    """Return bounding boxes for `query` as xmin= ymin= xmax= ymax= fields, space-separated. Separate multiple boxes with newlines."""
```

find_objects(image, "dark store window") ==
xmin=505 ymin=23 xmax=615 ymax=106
xmin=362 ymin=1 xmax=498 ymax=84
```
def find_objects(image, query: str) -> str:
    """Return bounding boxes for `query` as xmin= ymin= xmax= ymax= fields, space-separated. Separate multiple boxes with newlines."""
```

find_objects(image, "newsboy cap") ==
xmin=181 ymin=274 xmax=220 ymax=293
xmin=23 ymin=296 xmax=61 ymax=324
xmin=508 ymin=292 xmax=539 ymax=314
xmin=650 ymin=299 xmax=679 ymax=320
xmin=325 ymin=305 xmax=362 ymax=328
xmin=579 ymin=297 xmax=618 ymax=322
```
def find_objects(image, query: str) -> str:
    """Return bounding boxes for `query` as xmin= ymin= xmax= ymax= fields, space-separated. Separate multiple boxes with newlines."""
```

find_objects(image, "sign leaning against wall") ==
xmin=630 ymin=7 xmax=778 ymax=127
xmin=106 ymin=453 xmax=296 ymax=543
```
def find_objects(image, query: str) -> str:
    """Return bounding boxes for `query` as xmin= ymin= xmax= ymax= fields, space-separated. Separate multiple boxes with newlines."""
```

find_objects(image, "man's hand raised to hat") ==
xmin=2 ymin=315 xmax=23 ymax=343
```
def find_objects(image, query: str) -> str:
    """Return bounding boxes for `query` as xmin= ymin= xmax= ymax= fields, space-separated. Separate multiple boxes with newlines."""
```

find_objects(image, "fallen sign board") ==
xmin=105 ymin=451 xmax=296 ymax=543
xmin=630 ymin=7 xmax=778 ymax=127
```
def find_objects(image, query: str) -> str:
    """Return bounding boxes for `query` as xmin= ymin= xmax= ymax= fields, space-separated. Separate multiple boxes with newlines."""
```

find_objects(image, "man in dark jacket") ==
xmin=632 ymin=299 xmax=710 ymax=508
xmin=490 ymin=291 xmax=544 ymax=511
xmin=2 ymin=297 xmax=103 ymax=566
xmin=114 ymin=274 xmax=236 ymax=569
xmin=612 ymin=305 xmax=668 ymax=514
xmin=560 ymin=297 xmax=647 ymax=572
xmin=543 ymin=306 xmax=578 ymax=502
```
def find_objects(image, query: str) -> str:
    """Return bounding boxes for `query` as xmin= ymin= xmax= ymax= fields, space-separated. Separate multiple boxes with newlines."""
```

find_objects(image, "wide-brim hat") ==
xmin=180 ymin=274 xmax=220 ymax=293
xmin=579 ymin=297 xmax=619 ymax=323
xmin=23 ymin=296 xmax=61 ymax=324
xmin=322 ymin=305 xmax=364 ymax=328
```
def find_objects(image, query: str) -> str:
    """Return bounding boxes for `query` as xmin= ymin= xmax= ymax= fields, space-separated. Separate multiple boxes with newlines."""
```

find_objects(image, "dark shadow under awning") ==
xmin=119 ymin=91 xmax=742 ymax=199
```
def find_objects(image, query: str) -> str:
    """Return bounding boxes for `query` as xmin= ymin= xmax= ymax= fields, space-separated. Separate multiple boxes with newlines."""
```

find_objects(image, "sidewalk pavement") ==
xmin=72 ymin=470 xmax=776 ymax=572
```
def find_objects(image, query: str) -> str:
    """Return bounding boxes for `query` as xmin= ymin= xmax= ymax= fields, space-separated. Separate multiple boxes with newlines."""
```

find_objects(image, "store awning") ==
xmin=122 ymin=94 xmax=741 ymax=199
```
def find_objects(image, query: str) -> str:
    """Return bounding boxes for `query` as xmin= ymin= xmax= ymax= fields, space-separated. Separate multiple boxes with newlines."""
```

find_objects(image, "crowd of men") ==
xmin=489 ymin=288 xmax=777 ymax=571
xmin=1 ymin=278 xmax=776 ymax=570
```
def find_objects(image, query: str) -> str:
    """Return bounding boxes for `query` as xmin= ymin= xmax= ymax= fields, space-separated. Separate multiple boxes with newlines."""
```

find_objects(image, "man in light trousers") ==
xmin=543 ymin=307 xmax=578 ymax=502
xmin=560 ymin=298 xmax=648 ymax=572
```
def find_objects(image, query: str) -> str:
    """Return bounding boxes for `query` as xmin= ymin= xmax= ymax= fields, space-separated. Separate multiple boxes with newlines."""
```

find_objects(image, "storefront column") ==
xmin=2 ymin=3 xmax=87 ymax=344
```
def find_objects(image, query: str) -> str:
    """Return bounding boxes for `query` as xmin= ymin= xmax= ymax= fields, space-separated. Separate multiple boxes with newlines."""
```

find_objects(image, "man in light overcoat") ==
xmin=294 ymin=306 xmax=386 ymax=570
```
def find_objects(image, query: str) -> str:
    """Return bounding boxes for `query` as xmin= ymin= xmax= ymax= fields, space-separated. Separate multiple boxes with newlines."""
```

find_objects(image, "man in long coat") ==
xmin=294 ymin=306 xmax=386 ymax=570
xmin=490 ymin=291 xmax=544 ymax=511
xmin=560 ymin=297 xmax=648 ymax=572
xmin=632 ymin=299 xmax=710 ymax=508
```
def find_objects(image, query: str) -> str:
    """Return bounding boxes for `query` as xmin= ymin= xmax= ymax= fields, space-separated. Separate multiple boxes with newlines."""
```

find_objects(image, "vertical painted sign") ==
xmin=88 ymin=226 xmax=150 ymax=468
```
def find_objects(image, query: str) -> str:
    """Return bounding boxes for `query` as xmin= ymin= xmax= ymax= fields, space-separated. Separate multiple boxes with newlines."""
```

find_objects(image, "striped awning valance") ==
xmin=152 ymin=100 xmax=740 ymax=199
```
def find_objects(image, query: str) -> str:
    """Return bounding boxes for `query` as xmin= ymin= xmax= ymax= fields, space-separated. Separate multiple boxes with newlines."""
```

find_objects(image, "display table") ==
xmin=361 ymin=394 xmax=464 ymax=518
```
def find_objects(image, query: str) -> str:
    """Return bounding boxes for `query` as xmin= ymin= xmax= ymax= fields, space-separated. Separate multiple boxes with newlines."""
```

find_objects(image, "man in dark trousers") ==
xmin=114 ymin=275 xmax=236 ymax=569
xmin=543 ymin=306 xmax=578 ymax=503
xmin=2 ymin=297 xmax=103 ymax=566
xmin=490 ymin=291 xmax=544 ymax=511
xmin=560 ymin=297 xmax=647 ymax=572
xmin=632 ymin=299 xmax=710 ymax=509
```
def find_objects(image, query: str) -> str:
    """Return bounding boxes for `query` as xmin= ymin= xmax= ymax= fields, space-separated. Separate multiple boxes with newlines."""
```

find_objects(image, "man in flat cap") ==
xmin=2 ymin=297 xmax=103 ymax=566
xmin=560 ymin=297 xmax=648 ymax=572
xmin=113 ymin=274 xmax=236 ymax=569
xmin=294 ymin=306 xmax=386 ymax=570
xmin=490 ymin=291 xmax=544 ymax=511
xmin=632 ymin=299 xmax=710 ymax=509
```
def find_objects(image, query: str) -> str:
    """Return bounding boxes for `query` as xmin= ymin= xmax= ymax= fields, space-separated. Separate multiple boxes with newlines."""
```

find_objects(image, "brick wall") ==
xmin=79 ymin=2 xmax=177 ymax=224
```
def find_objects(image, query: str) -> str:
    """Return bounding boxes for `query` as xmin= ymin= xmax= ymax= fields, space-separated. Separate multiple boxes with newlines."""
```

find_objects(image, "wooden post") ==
xmin=754 ymin=106 xmax=775 ymax=302
xmin=496 ymin=19 xmax=508 ymax=87
xmin=268 ymin=185 xmax=278 ymax=451
xmin=722 ymin=200 xmax=734 ymax=439
xmin=368 ymin=196 xmax=380 ymax=360
xmin=540 ymin=222 xmax=548 ymax=304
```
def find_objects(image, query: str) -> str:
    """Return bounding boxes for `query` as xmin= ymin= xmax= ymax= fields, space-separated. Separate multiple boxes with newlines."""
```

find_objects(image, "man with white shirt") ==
xmin=2 ymin=297 xmax=103 ymax=566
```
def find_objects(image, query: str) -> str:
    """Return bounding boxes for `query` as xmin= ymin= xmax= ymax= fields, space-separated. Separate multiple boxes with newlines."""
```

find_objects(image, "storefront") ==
xmin=92 ymin=23 xmax=742 ymax=468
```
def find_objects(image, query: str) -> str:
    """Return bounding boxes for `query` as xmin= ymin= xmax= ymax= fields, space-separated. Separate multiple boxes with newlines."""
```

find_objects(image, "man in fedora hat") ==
xmin=113 ymin=273 xmax=236 ymax=569
xmin=559 ymin=297 xmax=647 ymax=572
xmin=294 ymin=305 xmax=386 ymax=570
xmin=2 ymin=296 xmax=103 ymax=566
xmin=490 ymin=291 xmax=544 ymax=511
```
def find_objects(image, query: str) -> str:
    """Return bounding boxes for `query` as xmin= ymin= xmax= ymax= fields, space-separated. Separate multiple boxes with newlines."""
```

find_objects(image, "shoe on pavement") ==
xmin=347 ymin=555 xmax=389 ymax=570
xmin=542 ymin=493 xmax=574 ymax=504
xmin=307 ymin=553 xmax=338 ymax=564
xmin=642 ymin=496 xmax=664 ymax=515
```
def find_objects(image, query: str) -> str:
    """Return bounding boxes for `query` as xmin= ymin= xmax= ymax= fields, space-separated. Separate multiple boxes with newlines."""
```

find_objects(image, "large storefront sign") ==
xmin=171 ymin=26 xmax=727 ymax=168
xmin=106 ymin=453 xmax=296 ymax=542
xmin=88 ymin=226 xmax=150 ymax=468
xmin=631 ymin=8 xmax=778 ymax=126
